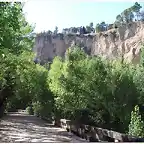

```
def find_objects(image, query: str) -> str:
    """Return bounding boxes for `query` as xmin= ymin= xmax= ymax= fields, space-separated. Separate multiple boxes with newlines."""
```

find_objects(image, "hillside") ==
xmin=33 ymin=21 xmax=144 ymax=64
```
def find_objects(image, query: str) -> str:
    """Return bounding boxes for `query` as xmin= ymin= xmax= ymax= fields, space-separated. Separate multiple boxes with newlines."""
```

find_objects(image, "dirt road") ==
xmin=0 ymin=112 xmax=87 ymax=142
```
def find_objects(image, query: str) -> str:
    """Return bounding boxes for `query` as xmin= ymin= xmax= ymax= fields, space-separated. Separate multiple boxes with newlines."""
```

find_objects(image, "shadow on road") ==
xmin=0 ymin=112 xmax=87 ymax=143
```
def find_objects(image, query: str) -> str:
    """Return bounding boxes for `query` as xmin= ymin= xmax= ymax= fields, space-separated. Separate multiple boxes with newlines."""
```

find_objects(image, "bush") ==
xmin=26 ymin=106 xmax=34 ymax=115
xmin=128 ymin=105 xmax=144 ymax=138
xmin=32 ymin=101 xmax=42 ymax=117
xmin=49 ymin=47 xmax=138 ymax=132
xmin=32 ymin=101 xmax=54 ymax=122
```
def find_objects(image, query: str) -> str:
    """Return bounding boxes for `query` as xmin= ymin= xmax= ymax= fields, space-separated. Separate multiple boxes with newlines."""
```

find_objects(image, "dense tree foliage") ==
xmin=1 ymin=1 xmax=144 ymax=138
xmin=129 ymin=105 xmax=144 ymax=138
xmin=0 ymin=2 xmax=34 ymax=55
xmin=48 ymin=47 xmax=143 ymax=133
xmin=114 ymin=2 xmax=142 ymax=27
xmin=0 ymin=2 xmax=53 ymax=119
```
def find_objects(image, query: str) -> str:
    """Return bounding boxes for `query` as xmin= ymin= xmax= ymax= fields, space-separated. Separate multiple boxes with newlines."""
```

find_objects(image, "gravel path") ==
xmin=0 ymin=112 xmax=87 ymax=143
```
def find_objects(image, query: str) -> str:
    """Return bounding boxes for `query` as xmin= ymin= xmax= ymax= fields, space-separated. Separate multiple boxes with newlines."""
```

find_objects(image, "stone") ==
xmin=33 ymin=21 xmax=144 ymax=64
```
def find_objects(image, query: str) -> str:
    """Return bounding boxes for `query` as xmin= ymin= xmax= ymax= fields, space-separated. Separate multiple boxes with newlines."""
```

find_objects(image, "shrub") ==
xmin=128 ymin=105 xmax=144 ymax=138
xmin=32 ymin=101 xmax=42 ymax=117
xmin=26 ymin=106 xmax=34 ymax=115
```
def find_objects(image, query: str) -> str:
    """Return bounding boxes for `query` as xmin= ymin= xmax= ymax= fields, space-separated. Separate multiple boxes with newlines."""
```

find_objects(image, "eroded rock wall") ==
xmin=33 ymin=21 xmax=144 ymax=64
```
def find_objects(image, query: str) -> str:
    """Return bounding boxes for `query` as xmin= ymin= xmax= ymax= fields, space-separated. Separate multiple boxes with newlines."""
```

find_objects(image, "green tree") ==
xmin=114 ymin=2 xmax=142 ymax=27
xmin=89 ymin=22 xmax=93 ymax=28
xmin=139 ymin=11 xmax=144 ymax=21
xmin=132 ymin=2 xmax=142 ymax=20
xmin=0 ymin=2 xmax=55 ymax=119
xmin=129 ymin=105 xmax=144 ymax=137
xmin=89 ymin=22 xmax=94 ymax=32
xmin=54 ymin=26 xmax=58 ymax=34
xmin=140 ymin=45 xmax=144 ymax=67
xmin=95 ymin=24 xmax=100 ymax=33
xmin=49 ymin=46 xmax=141 ymax=132
xmin=0 ymin=2 xmax=34 ymax=115
xmin=0 ymin=2 xmax=34 ymax=55
xmin=86 ymin=26 xmax=91 ymax=33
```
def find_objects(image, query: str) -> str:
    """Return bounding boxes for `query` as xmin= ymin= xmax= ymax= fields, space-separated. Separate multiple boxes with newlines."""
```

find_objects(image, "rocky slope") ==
xmin=33 ymin=21 xmax=144 ymax=64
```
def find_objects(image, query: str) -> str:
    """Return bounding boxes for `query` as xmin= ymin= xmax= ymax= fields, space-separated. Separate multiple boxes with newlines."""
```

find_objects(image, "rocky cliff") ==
xmin=33 ymin=21 xmax=144 ymax=64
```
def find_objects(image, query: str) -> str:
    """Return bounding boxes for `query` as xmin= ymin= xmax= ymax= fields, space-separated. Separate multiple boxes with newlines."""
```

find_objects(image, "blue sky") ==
xmin=23 ymin=0 xmax=144 ymax=33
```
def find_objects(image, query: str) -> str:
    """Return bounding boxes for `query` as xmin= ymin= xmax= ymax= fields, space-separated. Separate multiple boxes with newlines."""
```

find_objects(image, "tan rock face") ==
xmin=33 ymin=22 xmax=144 ymax=64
